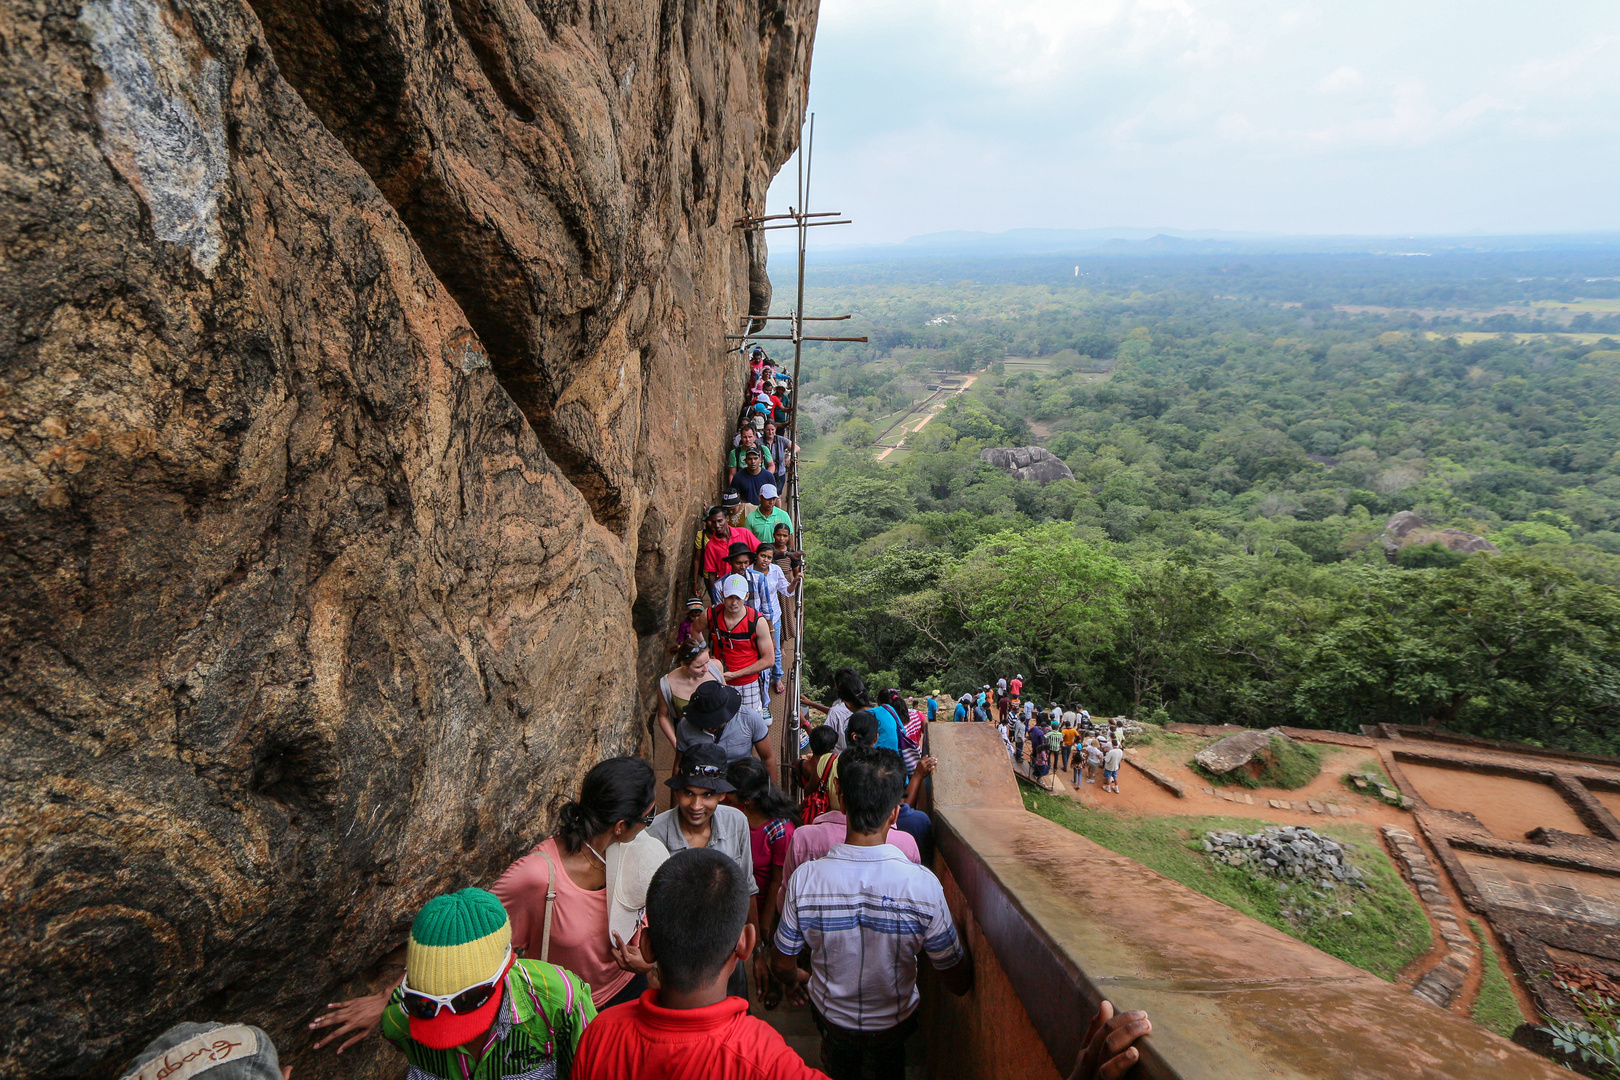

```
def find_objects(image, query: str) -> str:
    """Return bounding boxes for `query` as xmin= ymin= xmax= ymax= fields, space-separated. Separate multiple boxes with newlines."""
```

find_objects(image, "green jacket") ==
xmin=381 ymin=959 xmax=596 ymax=1079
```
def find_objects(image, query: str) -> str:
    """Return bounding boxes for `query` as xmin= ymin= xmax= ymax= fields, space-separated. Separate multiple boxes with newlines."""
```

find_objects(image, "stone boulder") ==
xmin=1194 ymin=728 xmax=1286 ymax=775
xmin=0 ymin=1 xmax=814 ymax=1077
xmin=979 ymin=446 xmax=1076 ymax=485
xmin=1380 ymin=512 xmax=1498 ymax=559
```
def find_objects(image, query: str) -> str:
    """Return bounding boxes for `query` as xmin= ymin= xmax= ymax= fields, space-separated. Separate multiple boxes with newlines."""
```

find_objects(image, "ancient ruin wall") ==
xmin=0 ymin=0 xmax=815 ymax=1075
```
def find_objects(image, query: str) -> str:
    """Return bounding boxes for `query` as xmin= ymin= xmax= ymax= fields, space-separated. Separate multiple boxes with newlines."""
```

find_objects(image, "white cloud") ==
xmin=1317 ymin=65 xmax=1362 ymax=94
xmin=777 ymin=1 xmax=1620 ymax=241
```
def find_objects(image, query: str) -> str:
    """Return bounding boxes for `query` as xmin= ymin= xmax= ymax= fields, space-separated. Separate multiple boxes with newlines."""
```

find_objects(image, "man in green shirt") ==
xmin=381 ymin=887 xmax=595 ymax=1079
xmin=745 ymin=485 xmax=793 ymax=543
xmin=726 ymin=426 xmax=773 ymax=485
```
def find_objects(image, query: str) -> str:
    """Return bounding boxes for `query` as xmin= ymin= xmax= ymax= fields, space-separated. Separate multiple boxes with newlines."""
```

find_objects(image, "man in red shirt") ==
xmin=696 ymin=506 xmax=760 ymax=602
xmin=709 ymin=575 xmax=775 ymax=715
xmin=573 ymin=848 xmax=827 ymax=1080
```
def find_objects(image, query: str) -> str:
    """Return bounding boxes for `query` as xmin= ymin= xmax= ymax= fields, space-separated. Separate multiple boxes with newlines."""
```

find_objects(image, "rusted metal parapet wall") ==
xmin=924 ymin=722 xmax=1565 ymax=1080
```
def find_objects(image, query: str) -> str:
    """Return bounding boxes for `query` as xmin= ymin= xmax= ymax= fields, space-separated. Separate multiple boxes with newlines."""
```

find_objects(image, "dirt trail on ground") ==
xmin=874 ymin=373 xmax=979 ymax=462
xmin=1087 ymin=742 xmax=1409 ymax=827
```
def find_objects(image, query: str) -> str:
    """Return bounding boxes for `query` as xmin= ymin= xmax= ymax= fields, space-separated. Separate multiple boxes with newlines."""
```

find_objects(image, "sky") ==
xmin=766 ymin=1 xmax=1620 ymax=245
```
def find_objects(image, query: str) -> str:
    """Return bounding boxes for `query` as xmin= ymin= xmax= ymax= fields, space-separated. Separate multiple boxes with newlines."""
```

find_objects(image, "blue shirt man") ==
xmin=953 ymin=699 xmax=968 ymax=723
xmin=926 ymin=694 xmax=939 ymax=722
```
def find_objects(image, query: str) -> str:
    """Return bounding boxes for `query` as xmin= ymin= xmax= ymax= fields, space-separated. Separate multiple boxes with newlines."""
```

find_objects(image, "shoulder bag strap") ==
xmin=538 ymin=848 xmax=558 ymax=964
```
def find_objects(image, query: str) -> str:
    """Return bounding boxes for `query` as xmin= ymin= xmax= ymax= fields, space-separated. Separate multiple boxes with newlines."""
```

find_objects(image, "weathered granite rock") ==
xmin=1385 ymin=510 xmax=1428 ymax=540
xmin=0 ymin=1 xmax=814 ymax=1077
xmin=1380 ymin=512 xmax=1497 ymax=558
xmin=979 ymin=445 xmax=1075 ymax=485
xmin=1194 ymin=728 xmax=1286 ymax=775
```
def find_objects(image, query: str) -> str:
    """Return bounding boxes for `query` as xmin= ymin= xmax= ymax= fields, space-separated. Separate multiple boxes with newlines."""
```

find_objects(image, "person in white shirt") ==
xmin=1085 ymin=739 xmax=1105 ymax=785
xmin=817 ymin=668 xmax=870 ymax=751
xmin=1050 ymin=705 xmax=1066 ymax=730
xmin=1103 ymin=743 xmax=1124 ymax=794
xmin=771 ymin=746 xmax=972 ymax=1079
xmin=746 ymin=544 xmax=793 ymax=697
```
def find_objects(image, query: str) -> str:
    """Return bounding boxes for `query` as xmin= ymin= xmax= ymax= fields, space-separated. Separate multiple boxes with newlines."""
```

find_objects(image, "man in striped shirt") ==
xmin=770 ymin=746 xmax=972 ymax=1080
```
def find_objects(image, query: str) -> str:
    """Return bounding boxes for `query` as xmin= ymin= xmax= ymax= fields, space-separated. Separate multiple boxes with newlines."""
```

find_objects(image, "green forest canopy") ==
xmin=782 ymin=254 xmax=1620 ymax=754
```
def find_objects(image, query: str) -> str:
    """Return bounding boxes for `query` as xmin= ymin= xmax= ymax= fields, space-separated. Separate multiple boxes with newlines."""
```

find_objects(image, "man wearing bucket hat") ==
xmin=674 ymin=680 xmax=771 ymax=772
xmin=379 ymin=888 xmax=594 ymax=1079
xmin=648 ymin=744 xmax=760 ymax=1001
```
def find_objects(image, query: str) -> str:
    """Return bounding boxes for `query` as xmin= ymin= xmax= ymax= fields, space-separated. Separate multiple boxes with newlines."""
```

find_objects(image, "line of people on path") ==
xmin=673 ymin=345 xmax=804 ymax=765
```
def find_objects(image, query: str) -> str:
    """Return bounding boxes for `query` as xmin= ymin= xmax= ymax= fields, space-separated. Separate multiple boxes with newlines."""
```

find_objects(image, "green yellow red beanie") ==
xmin=405 ymin=888 xmax=512 ymax=1049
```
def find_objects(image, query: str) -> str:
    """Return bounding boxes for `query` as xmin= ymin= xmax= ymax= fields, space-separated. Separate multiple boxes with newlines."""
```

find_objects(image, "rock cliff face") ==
xmin=0 ymin=0 xmax=814 ymax=1076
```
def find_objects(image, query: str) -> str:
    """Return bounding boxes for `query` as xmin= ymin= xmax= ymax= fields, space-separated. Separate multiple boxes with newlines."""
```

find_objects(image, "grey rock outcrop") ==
xmin=1194 ymin=728 xmax=1286 ymax=775
xmin=1380 ymin=512 xmax=1498 ymax=558
xmin=980 ymin=446 xmax=1076 ymax=485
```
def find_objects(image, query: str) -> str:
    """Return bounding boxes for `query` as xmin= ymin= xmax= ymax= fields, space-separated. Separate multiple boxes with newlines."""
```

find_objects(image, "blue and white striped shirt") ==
xmin=775 ymin=844 xmax=963 ymax=1031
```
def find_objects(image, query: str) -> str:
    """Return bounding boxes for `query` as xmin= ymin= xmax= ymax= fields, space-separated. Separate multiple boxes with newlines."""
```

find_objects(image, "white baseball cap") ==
xmin=605 ymin=831 xmax=669 ymax=946
xmin=721 ymin=574 xmax=749 ymax=599
xmin=760 ymin=484 xmax=778 ymax=500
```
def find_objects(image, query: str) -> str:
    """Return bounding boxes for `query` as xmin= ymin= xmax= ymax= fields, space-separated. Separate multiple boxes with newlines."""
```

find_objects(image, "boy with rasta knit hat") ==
xmin=380 ymin=887 xmax=594 ymax=1079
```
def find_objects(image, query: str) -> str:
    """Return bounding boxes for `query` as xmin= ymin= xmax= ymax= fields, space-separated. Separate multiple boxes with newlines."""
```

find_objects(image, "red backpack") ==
xmin=800 ymin=752 xmax=838 ymax=823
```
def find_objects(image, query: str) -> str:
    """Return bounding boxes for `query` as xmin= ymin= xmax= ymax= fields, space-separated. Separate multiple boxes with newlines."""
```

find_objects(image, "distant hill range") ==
xmin=793 ymin=227 xmax=1620 ymax=264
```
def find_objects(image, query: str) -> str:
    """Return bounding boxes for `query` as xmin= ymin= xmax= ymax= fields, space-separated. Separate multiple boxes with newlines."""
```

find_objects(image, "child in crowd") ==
xmin=1031 ymin=735 xmax=1052 ymax=789
xmin=574 ymin=849 xmax=824 ymax=1079
xmin=677 ymin=596 xmax=707 ymax=644
xmin=798 ymin=724 xmax=842 ymax=815
xmin=382 ymin=888 xmax=595 ymax=1079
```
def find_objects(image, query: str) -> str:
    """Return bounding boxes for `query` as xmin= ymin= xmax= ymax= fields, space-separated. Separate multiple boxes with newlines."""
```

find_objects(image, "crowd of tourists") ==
xmin=923 ymin=677 xmax=1130 ymax=796
xmin=132 ymin=348 xmax=1150 ymax=1080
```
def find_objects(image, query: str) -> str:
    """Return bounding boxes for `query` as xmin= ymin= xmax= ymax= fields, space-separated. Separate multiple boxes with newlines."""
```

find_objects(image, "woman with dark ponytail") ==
xmin=495 ymin=757 xmax=667 ymax=1011
xmin=306 ymin=757 xmax=665 ymax=1054
xmin=822 ymin=666 xmax=872 ymax=750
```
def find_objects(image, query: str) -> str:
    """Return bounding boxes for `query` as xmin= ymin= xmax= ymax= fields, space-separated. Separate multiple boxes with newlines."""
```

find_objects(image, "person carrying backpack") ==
xmin=708 ymin=576 xmax=775 ymax=715
xmin=797 ymin=725 xmax=842 ymax=820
